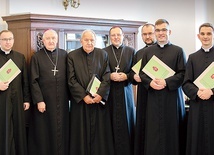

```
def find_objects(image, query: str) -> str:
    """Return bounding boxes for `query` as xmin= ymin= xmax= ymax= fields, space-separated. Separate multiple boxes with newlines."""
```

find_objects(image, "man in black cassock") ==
xmin=140 ymin=19 xmax=186 ymax=155
xmin=28 ymin=29 xmax=69 ymax=155
xmin=182 ymin=23 xmax=214 ymax=155
xmin=0 ymin=30 xmax=30 ymax=155
xmin=129 ymin=23 xmax=156 ymax=155
xmin=68 ymin=29 xmax=114 ymax=155
xmin=103 ymin=26 xmax=136 ymax=155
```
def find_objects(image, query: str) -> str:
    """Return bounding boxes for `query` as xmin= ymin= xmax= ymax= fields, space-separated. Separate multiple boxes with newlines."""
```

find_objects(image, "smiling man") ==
xmin=103 ymin=26 xmax=136 ymax=155
xmin=0 ymin=30 xmax=30 ymax=155
xmin=139 ymin=19 xmax=187 ymax=155
xmin=182 ymin=23 xmax=214 ymax=155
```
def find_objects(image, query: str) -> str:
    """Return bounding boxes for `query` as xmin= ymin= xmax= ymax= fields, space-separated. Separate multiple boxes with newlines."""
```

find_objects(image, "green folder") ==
xmin=0 ymin=59 xmax=21 ymax=83
xmin=194 ymin=62 xmax=214 ymax=89
xmin=142 ymin=55 xmax=175 ymax=79
xmin=132 ymin=59 xmax=142 ymax=74
xmin=86 ymin=74 xmax=101 ymax=96
xmin=86 ymin=74 xmax=105 ymax=105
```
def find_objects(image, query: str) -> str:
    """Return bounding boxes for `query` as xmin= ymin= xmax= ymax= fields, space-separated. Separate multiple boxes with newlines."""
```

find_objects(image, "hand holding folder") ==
xmin=194 ymin=62 xmax=214 ymax=89
xmin=0 ymin=59 xmax=21 ymax=83
xmin=132 ymin=59 xmax=142 ymax=75
xmin=142 ymin=55 xmax=175 ymax=79
xmin=86 ymin=74 xmax=105 ymax=105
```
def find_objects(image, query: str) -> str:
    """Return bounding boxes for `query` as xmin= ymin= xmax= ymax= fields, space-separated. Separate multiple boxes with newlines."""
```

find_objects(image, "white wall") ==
xmin=207 ymin=0 xmax=214 ymax=24
xmin=0 ymin=0 xmax=213 ymax=57
xmin=195 ymin=0 xmax=214 ymax=52
xmin=140 ymin=0 xmax=196 ymax=57
xmin=0 ymin=0 xmax=8 ymax=30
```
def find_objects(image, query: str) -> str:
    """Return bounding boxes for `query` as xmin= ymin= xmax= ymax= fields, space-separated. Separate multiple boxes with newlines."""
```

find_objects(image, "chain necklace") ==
xmin=111 ymin=45 xmax=124 ymax=73
xmin=44 ymin=48 xmax=59 ymax=76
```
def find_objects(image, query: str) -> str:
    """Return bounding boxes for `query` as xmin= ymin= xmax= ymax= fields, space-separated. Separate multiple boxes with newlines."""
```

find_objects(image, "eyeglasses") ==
xmin=0 ymin=38 xmax=14 ymax=42
xmin=155 ymin=28 xmax=169 ymax=33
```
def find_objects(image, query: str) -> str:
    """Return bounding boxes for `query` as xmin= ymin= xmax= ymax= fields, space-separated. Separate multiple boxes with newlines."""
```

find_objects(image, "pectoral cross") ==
xmin=115 ymin=65 xmax=120 ymax=73
xmin=52 ymin=66 xmax=58 ymax=76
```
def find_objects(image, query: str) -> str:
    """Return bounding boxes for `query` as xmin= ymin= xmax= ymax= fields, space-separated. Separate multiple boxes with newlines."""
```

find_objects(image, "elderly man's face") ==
xmin=42 ymin=30 xmax=58 ymax=51
xmin=81 ymin=31 xmax=96 ymax=53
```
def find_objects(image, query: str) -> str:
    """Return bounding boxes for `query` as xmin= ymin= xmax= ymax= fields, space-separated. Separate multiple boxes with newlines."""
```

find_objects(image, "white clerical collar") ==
xmin=202 ymin=46 xmax=213 ymax=52
xmin=1 ymin=47 xmax=11 ymax=54
xmin=114 ymin=46 xmax=120 ymax=49
xmin=112 ymin=44 xmax=123 ymax=49
xmin=158 ymin=42 xmax=168 ymax=48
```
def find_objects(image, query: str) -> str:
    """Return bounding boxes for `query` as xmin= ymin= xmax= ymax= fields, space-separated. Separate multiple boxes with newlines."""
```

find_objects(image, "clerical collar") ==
xmin=112 ymin=44 xmax=123 ymax=49
xmin=202 ymin=45 xmax=213 ymax=52
xmin=146 ymin=42 xmax=157 ymax=48
xmin=157 ymin=42 xmax=169 ymax=48
xmin=146 ymin=44 xmax=152 ymax=48
xmin=0 ymin=47 xmax=11 ymax=54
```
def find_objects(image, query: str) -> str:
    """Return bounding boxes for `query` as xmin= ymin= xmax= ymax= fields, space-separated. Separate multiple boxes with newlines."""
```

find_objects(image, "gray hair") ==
xmin=42 ymin=29 xmax=58 ymax=39
xmin=81 ymin=29 xmax=96 ymax=40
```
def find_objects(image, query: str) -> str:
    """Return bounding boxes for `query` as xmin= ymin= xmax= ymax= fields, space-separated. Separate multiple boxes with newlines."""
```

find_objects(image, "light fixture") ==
xmin=63 ymin=0 xmax=80 ymax=10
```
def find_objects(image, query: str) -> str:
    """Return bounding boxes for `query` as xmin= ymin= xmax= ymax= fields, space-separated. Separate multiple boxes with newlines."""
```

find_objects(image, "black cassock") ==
xmin=140 ymin=43 xmax=186 ymax=155
xmin=28 ymin=48 xmax=69 ymax=155
xmin=67 ymin=47 xmax=114 ymax=155
xmin=0 ymin=50 xmax=30 ymax=155
xmin=129 ymin=45 xmax=151 ymax=155
xmin=104 ymin=44 xmax=136 ymax=155
xmin=182 ymin=46 xmax=214 ymax=155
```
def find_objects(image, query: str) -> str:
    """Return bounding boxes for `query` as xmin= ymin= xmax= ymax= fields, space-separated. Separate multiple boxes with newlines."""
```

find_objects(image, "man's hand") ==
xmin=24 ymin=102 xmax=30 ymax=110
xmin=150 ymin=78 xmax=166 ymax=90
xmin=111 ymin=72 xmax=127 ymax=82
xmin=37 ymin=102 xmax=46 ymax=113
xmin=134 ymin=74 xmax=141 ymax=82
xmin=0 ymin=81 xmax=9 ymax=91
xmin=93 ymin=94 xmax=102 ymax=103
xmin=197 ymin=88 xmax=213 ymax=100
xmin=83 ymin=95 xmax=95 ymax=104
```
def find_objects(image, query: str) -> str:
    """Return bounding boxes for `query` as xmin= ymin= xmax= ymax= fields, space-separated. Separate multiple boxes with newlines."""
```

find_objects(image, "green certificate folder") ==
xmin=0 ymin=59 xmax=21 ymax=83
xmin=142 ymin=55 xmax=175 ymax=79
xmin=86 ymin=74 xmax=105 ymax=105
xmin=194 ymin=62 xmax=214 ymax=89
xmin=132 ymin=59 xmax=142 ymax=74
xmin=87 ymin=75 xmax=101 ymax=96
